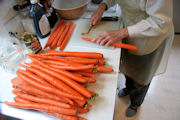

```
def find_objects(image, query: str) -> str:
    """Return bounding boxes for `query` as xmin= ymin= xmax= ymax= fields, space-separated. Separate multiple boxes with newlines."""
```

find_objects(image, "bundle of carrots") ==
xmin=44 ymin=20 xmax=75 ymax=50
xmin=5 ymin=50 xmax=113 ymax=120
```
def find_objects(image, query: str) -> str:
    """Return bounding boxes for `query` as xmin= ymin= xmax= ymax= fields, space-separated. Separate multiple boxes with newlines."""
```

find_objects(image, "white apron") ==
xmin=103 ymin=0 xmax=174 ymax=85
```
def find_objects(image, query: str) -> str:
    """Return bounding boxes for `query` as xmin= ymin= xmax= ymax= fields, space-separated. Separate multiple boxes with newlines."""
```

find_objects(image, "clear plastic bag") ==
xmin=0 ymin=37 xmax=25 ymax=73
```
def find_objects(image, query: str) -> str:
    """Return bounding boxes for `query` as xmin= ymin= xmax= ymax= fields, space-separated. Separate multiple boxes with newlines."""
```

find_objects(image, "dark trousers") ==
xmin=125 ymin=76 xmax=151 ymax=107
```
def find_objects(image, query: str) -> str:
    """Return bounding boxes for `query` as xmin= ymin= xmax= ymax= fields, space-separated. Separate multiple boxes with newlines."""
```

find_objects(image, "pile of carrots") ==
xmin=44 ymin=20 xmax=75 ymax=50
xmin=5 ymin=50 xmax=113 ymax=120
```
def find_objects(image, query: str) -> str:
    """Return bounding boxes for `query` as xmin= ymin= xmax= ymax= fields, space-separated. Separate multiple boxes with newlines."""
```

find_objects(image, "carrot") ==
xmin=89 ymin=91 xmax=96 ymax=97
xmin=76 ymin=68 xmax=94 ymax=73
xmin=24 ymin=62 xmax=92 ymax=98
xmin=57 ymin=22 xmax=72 ymax=47
xmin=50 ymin=21 xmax=67 ymax=49
xmin=62 ymin=57 xmax=99 ymax=64
xmin=17 ymin=70 xmax=83 ymax=101
xmin=14 ymin=83 xmax=73 ymax=105
xmin=74 ymin=72 xmax=95 ymax=78
xmin=77 ymin=116 xmax=88 ymax=120
xmin=112 ymin=43 xmax=138 ymax=51
xmin=26 ymin=57 xmax=88 ymax=106
xmin=17 ymin=69 xmax=54 ymax=88
xmin=44 ymin=20 xmax=64 ymax=49
xmin=82 ymin=76 xmax=96 ymax=83
xmin=97 ymin=59 xmax=105 ymax=66
xmin=60 ymin=22 xmax=75 ymax=50
xmin=26 ymin=58 xmax=87 ymax=83
xmin=73 ymin=100 xmax=87 ymax=107
xmin=49 ymin=64 xmax=94 ymax=71
xmin=24 ymin=63 xmax=87 ymax=107
xmin=72 ymin=73 xmax=83 ymax=77
xmin=26 ymin=54 xmax=84 ymax=66
xmin=5 ymin=101 xmax=77 ymax=115
xmin=23 ymin=62 xmax=86 ymax=99
xmin=42 ymin=59 xmax=71 ymax=66
xmin=82 ymin=37 xmax=138 ymax=51
xmin=47 ymin=112 xmax=78 ymax=120
xmin=81 ymin=33 xmax=88 ymax=35
xmin=11 ymin=77 xmax=28 ymax=86
xmin=76 ymin=107 xmax=89 ymax=114
xmin=97 ymin=66 xmax=113 ymax=73
xmin=27 ymin=55 xmax=94 ymax=70
xmin=14 ymin=97 xmax=33 ymax=104
xmin=21 ymin=63 xmax=73 ymax=93
xmin=13 ymin=90 xmax=71 ymax=108
xmin=41 ymin=51 xmax=103 ymax=59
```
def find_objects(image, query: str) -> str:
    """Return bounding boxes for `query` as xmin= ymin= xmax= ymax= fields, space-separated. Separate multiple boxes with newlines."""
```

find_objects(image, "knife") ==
xmin=87 ymin=25 xmax=94 ymax=34
xmin=87 ymin=16 xmax=119 ymax=34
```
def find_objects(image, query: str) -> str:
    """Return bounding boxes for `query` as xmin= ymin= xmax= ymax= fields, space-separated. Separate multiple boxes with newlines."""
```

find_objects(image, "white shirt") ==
xmin=103 ymin=0 xmax=174 ymax=55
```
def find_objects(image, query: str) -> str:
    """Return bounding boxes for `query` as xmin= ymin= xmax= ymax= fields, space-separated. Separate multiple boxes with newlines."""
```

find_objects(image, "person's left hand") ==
xmin=93 ymin=28 xmax=129 ymax=46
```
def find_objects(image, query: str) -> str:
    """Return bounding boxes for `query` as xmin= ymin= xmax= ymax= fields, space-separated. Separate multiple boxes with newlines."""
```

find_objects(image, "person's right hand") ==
xmin=90 ymin=3 xmax=107 ymax=26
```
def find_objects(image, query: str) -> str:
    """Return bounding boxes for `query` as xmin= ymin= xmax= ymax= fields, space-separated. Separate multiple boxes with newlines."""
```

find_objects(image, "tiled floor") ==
xmin=114 ymin=35 xmax=180 ymax=120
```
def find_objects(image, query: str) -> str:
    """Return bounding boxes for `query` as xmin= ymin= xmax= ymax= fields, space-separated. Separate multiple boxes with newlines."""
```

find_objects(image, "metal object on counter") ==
xmin=87 ymin=25 xmax=94 ymax=34
xmin=101 ymin=16 xmax=119 ymax=21
xmin=52 ymin=0 xmax=89 ymax=19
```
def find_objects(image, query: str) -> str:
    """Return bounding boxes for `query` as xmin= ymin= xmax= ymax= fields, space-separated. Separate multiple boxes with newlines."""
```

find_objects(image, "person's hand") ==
xmin=90 ymin=3 xmax=107 ymax=26
xmin=93 ymin=28 xmax=129 ymax=46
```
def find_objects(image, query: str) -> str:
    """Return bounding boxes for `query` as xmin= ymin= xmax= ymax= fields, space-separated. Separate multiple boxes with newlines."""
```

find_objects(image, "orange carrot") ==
xmin=11 ymin=77 xmax=28 ymax=86
xmin=26 ymin=58 xmax=87 ymax=83
xmin=81 ymin=33 xmax=88 ymax=35
xmin=25 ymin=64 xmax=87 ymax=107
xmin=26 ymin=54 xmax=84 ymax=66
xmin=60 ymin=22 xmax=75 ymax=50
xmin=76 ymin=107 xmax=89 ymax=114
xmin=74 ymin=72 xmax=95 ymax=78
xmin=24 ymin=61 xmax=92 ymax=98
xmin=50 ymin=21 xmax=67 ymax=49
xmin=82 ymin=37 xmax=138 ymax=51
xmin=82 ymin=76 xmax=96 ymax=83
xmin=17 ymin=70 xmax=83 ymax=101
xmin=63 ymin=57 xmax=99 ymax=64
xmin=20 ymin=64 xmax=84 ymax=99
xmin=41 ymin=51 xmax=103 ymax=59
xmin=13 ymin=90 xmax=71 ymax=108
xmin=5 ymin=101 xmax=77 ymax=115
xmin=97 ymin=66 xmax=113 ymax=73
xmin=17 ymin=69 xmax=54 ymax=88
xmin=49 ymin=64 xmax=94 ymax=71
xmin=77 ymin=116 xmax=88 ymax=120
xmin=44 ymin=20 xmax=64 ymax=49
xmin=76 ymin=68 xmax=94 ymax=73
xmin=14 ymin=83 xmax=73 ymax=105
xmin=57 ymin=22 xmax=72 ymax=47
xmin=47 ymin=112 xmax=78 ymax=120
xmin=112 ymin=43 xmax=138 ymax=51
xmin=26 ymin=57 xmax=88 ymax=105
xmin=14 ymin=97 xmax=33 ymax=103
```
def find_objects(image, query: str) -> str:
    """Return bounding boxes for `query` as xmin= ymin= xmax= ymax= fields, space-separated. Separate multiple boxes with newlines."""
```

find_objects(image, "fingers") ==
xmin=90 ymin=16 xmax=101 ymax=26
xmin=105 ymin=40 xmax=114 ymax=47
xmin=93 ymin=35 xmax=110 ymax=46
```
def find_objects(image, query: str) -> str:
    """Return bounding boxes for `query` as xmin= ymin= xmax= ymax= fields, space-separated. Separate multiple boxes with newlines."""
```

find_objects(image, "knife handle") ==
xmin=101 ymin=16 xmax=119 ymax=21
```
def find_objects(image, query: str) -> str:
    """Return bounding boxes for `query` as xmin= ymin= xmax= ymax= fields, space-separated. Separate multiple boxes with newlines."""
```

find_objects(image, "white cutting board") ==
xmin=69 ymin=19 xmax=120 ymax=50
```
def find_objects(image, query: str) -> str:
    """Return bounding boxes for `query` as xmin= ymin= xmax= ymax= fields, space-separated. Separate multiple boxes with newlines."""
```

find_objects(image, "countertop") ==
xmin=0 ymin=1 xmax=122 ymax=120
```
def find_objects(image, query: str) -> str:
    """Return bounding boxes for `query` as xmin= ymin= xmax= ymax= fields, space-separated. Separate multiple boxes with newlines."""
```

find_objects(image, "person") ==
xmin=90 ymin=0 xmax=174 ymax=117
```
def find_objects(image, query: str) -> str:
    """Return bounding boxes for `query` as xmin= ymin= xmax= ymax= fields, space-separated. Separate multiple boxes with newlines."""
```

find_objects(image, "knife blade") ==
xmin=87 ymin=25 xmax=94 ymax=34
